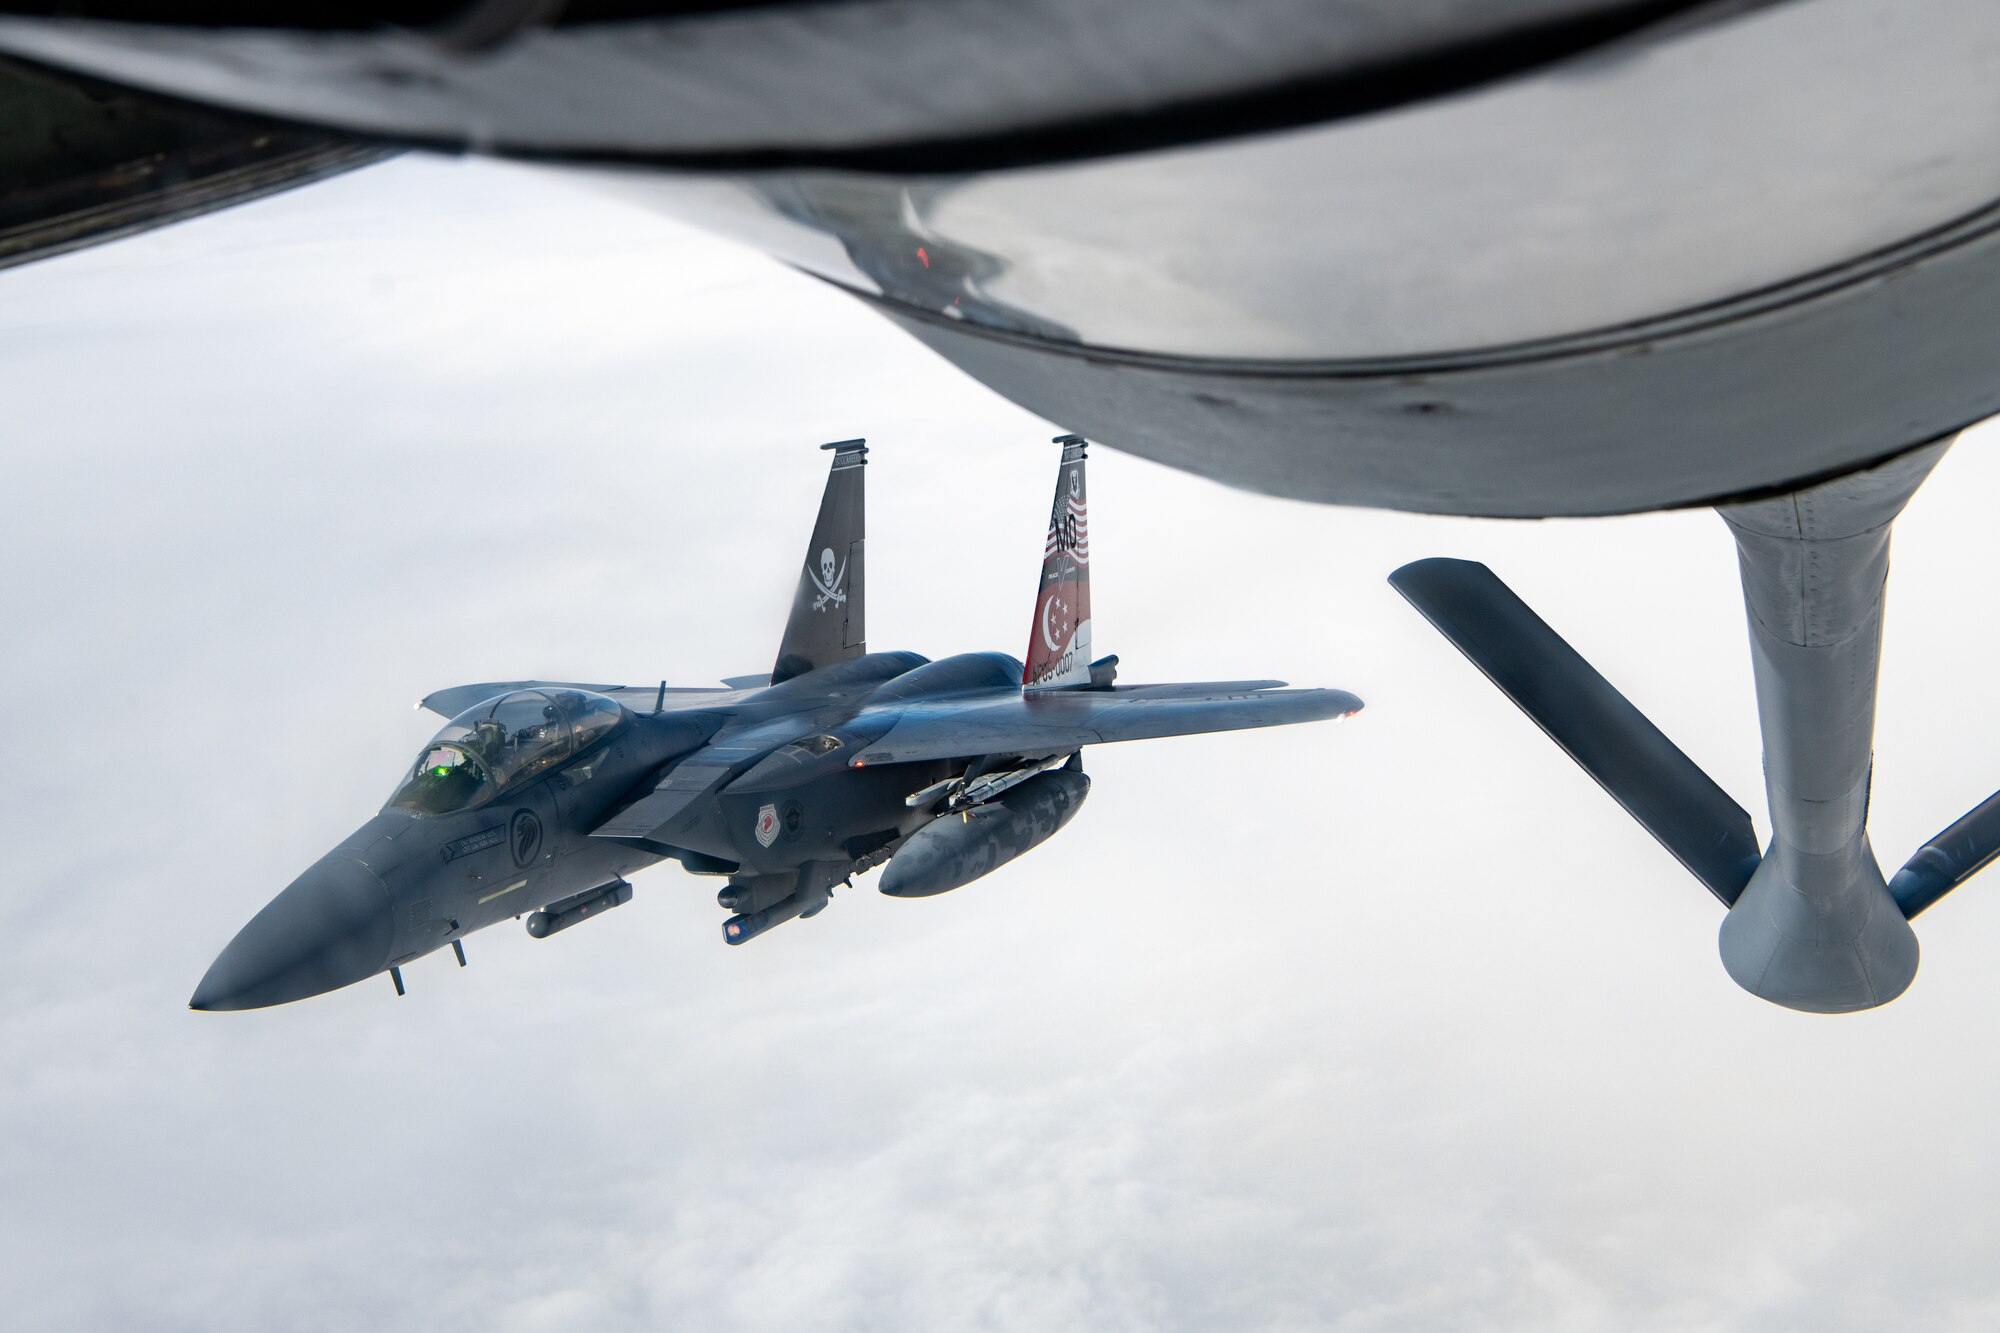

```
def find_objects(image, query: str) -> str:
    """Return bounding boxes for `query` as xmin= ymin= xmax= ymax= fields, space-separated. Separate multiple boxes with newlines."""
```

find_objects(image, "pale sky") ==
xmin=6 ymin=154 xmax=2000 ymax=1333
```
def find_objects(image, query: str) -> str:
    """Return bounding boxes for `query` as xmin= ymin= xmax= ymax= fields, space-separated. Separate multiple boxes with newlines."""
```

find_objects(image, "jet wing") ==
xmin=591 ymin=718 xmax=815 ymax=842
xmin=419 ymin=680 xmax=742 ymax=718
xmin=591 ymin=754 xmax=746 ymax=842
xmin=849 ymin=683 xmax=1362 ymax=766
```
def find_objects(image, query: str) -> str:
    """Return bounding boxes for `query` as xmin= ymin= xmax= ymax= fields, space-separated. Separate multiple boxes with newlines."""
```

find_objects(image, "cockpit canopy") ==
xmin=390 ymin=689 xmax=623 ymax=815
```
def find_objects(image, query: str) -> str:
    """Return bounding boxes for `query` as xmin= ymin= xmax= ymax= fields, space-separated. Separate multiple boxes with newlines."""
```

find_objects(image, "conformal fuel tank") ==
xmin=880 ymin=768 xmax=1092 ymax=899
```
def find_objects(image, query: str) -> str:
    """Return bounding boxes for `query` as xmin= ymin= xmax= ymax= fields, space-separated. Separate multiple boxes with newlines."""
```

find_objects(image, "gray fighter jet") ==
xmin=189 ymin=437 xmax=1360 ymax=1010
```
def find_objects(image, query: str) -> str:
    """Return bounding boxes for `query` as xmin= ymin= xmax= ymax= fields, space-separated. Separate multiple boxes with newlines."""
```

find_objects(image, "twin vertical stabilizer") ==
xmin=1024 ymin=435 xmax=1094 ymax=689
xmin=772 ymin=439 xmax=867 ymax=684
xmin=772 ymin=434 xmax=1093 ymax=691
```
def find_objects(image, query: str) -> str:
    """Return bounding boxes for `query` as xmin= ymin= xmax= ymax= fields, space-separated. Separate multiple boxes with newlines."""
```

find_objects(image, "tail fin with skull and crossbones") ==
xmin=772 ymin=438 xmax=867 ymax=684
xmin=1023 ymin=435 xmax=1096 ymax=690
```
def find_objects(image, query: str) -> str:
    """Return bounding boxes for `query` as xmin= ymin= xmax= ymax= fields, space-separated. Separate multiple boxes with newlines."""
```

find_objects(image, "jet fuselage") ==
xmin=192 ymin=651 xmax=1050 ymax=1009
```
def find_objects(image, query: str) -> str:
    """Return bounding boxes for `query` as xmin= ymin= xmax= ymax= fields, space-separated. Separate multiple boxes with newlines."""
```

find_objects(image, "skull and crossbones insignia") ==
xmin=809 ymin=546 xmax=847 ymax=612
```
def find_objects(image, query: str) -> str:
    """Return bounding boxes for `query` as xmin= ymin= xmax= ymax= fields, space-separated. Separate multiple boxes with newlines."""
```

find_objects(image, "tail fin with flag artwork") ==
xmin=1024 ymin=434 xmax=1093 ymax=689
xmin=772 ymin=438 xmax=867 ymax=684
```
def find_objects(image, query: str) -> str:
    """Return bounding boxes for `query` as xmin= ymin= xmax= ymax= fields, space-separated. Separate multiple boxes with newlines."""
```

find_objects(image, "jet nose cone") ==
xmin=189 ymin=857 xmax=394 ymax=1011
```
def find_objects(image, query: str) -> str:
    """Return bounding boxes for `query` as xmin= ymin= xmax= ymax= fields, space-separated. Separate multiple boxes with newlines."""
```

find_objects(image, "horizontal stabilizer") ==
xmin=1889 ymin=788 xmax=2000 ymax=919
xmin=1390 ymin=557 xmax=1760 ymax=906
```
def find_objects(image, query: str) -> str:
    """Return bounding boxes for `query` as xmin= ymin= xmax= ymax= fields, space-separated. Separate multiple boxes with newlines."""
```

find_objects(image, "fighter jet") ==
xmin=188 ymin=437 xmax=1361 ymax=1010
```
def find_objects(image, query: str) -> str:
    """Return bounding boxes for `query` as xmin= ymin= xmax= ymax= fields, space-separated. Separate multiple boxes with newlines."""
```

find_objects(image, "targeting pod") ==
xmin=880 ymin=764 xmax=1090 ymax=898
xmin=525 ymin=880 xmax=633 ymax=939
xmin=717 ymin=878 xmax=796 ymax=913
xmin=723 ymin=884 xmax=829 ymax=946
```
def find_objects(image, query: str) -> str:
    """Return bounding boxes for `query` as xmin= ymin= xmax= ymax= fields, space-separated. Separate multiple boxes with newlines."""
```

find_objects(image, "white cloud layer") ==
xmin=5 ymin=156 xmax=2000 ymax=1332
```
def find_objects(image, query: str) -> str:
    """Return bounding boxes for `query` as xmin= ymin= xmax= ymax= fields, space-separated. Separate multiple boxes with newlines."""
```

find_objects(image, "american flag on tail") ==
xmin=1024 ymin=435 xmax=1095 ymax=689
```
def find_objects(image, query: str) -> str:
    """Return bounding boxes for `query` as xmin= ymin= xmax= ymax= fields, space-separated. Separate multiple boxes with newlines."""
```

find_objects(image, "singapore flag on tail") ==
xmin=1024 ymin=435 xmax=1094 ymax=689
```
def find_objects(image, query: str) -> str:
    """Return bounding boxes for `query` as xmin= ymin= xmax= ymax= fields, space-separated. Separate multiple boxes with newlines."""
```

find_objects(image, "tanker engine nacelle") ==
xmin=879 ymin=762 xmax=1091 ymax=899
